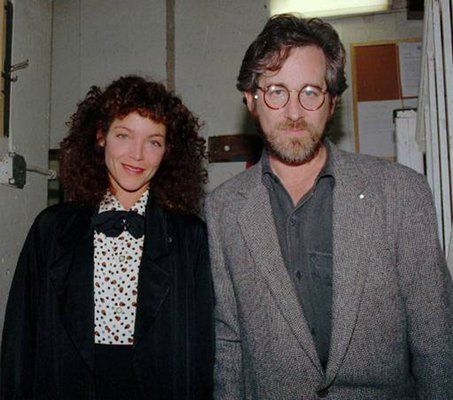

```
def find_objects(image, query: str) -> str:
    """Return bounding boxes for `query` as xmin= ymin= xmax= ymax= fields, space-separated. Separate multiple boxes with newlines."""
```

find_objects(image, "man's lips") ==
xmin=122 ymin=163 xmax=144 ymax=173
xmin=279 ymin=122 xmax=309 ymax=134
xmin=280 ymin=127 xmax=308 ymax=135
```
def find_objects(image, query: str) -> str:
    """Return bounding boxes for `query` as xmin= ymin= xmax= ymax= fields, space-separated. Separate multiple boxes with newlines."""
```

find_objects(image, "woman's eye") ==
xmin=149 ymin=139 xmax=163 ymax=147
xmin=116 ymin=133 xmax=128 ymax=139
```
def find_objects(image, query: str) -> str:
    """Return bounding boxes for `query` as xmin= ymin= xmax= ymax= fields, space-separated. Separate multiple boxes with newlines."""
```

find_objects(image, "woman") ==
xmin=1 ymin=76 xmax=213 ymax=399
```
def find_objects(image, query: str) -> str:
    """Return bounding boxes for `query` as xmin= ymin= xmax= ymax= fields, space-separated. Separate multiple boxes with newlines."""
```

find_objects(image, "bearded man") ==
xmin=205 ymin=14 xmax=453 ymax=400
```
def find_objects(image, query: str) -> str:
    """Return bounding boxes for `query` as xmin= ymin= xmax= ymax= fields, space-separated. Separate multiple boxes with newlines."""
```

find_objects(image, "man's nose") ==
xmin=284 ymin=91 xmax=305 ymax=121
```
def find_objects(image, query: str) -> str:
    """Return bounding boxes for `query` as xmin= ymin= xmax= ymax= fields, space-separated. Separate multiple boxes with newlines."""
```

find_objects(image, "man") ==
xmin=205 ymin=14 xmax=453 ymax=400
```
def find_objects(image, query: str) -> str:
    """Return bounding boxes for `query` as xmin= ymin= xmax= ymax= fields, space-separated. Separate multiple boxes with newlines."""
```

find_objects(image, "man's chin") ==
xmin=267 ymin=139 xmax=323 ymax=166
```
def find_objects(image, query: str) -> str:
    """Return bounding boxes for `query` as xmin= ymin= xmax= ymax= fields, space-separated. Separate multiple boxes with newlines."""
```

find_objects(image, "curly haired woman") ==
xmin=1 ymin=75 xmax=213 ymax=400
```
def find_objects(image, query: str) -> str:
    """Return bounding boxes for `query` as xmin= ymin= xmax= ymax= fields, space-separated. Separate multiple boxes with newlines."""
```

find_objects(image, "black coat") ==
xmin=1 ymin=198 xmax=214 ymax=400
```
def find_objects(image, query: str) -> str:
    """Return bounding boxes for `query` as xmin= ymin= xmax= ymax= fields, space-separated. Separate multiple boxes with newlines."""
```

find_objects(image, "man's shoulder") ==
xmin=206 ymin=163 xmax=260 ymax=206
xmin=334 ymin=147 xmax=426 ymax=184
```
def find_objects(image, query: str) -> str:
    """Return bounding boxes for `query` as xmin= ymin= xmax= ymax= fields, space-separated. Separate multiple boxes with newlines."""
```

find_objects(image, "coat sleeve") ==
xmin=191 ymin=221 xmax=215 ymax=400
xmin=204 ymin=198 xmax=245 ymax=400
xmin=394 ymin=172 xmax=453 ymax=398
xmin=1 ymin=219 xmax=42 ymax=400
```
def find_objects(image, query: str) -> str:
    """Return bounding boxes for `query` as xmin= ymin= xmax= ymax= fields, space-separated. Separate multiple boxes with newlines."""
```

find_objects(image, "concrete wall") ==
xmin=175 ymin=0 xmax=269 ymax=191
xmin=0 ymin=0 xmax=52 ymax=338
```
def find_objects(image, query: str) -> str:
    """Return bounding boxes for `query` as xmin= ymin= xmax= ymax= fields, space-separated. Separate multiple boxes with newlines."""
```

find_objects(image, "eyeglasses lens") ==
xmin=263 ymin=85 xmax=325 ymax=111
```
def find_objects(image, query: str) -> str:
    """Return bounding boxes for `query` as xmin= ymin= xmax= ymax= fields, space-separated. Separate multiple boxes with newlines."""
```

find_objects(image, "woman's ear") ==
xmin=96 ymin=130 xmax=105 ymax=147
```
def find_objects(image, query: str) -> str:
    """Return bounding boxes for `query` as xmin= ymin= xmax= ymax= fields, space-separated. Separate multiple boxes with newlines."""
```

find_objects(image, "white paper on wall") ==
xmin=357 ymin=100 xmax=402 ymax=158
xmin=398 ymin=41 xmax=422 ymax=98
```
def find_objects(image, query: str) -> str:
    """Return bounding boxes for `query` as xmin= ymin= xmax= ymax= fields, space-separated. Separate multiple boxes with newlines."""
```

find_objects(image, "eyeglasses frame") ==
xmin=254 ymin=84 xmax=328 ymax=111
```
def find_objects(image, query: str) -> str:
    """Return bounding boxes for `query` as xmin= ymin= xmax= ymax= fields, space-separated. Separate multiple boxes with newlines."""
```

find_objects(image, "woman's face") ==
xmin=98 ymin=111 xmax=166 ymax=209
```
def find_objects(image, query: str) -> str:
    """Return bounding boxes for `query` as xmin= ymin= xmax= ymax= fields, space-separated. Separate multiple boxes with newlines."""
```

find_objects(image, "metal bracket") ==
xmin=4 ymin=59 xmax=29 ymax=83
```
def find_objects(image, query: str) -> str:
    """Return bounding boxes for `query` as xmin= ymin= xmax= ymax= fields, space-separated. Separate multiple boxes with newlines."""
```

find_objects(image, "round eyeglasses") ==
xmin=255 ymin=84 xmax=327 ymax=111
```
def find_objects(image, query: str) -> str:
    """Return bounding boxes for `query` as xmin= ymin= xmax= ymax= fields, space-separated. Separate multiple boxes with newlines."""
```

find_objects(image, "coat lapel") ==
xmin=134 ymin=198 xmax=172 ymax=345
xmin=326 ymin=147 xmax=382 ymax=383
xmin=237 ymin=166 xmax=323 ymax=375
xmin=49 ymin=205 xmax=95 ymax=370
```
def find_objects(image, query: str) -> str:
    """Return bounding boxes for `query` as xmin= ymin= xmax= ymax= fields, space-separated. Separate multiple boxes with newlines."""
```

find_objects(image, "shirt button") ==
xmin=296 ymin=271 xmax=302 ymax=280
xmin=115 ymin=307 xmax=123 ymax=315
xmin=119 ymin=255 xmax=125 ymax=262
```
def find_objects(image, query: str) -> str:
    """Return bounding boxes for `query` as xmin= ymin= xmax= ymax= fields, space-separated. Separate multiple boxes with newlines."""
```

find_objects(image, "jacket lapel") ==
xmin=237 ymin=166 xmax=323 ymax=375
xmin=326 ymin=147 xmax=382 ymax=383
xmin=49 ymin=205 xmax=95 ymax=370
xmin=134 ymin=198 xmax=172 ymax=345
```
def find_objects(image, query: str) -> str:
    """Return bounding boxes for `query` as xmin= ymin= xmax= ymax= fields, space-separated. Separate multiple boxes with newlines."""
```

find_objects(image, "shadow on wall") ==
xmin=238 ymin=106 xmax=262 ymax=165
xmin=327 ymin=100 xmax=346 ymax=144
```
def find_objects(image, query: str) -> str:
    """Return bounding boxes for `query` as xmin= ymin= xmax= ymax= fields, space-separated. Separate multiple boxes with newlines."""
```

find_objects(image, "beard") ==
xmin=261 ymin=119 xmax=326 ymax=165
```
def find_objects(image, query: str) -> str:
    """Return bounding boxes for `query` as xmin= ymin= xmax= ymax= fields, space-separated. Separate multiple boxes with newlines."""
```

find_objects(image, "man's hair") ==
xmin=237 ymin=14 xmax=347 ymax=97
xmin=59 ymin=75 xmax=207 ymax=214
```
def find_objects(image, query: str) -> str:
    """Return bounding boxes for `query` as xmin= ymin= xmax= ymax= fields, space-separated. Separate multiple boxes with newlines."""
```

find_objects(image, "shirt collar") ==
xmin=98 ymin=189 xmax=149 ymax=216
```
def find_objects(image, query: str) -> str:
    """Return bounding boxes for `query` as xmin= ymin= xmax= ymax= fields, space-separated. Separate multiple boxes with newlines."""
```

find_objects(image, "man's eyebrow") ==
xmin=263 ymin=81 xmax=325 ymax=88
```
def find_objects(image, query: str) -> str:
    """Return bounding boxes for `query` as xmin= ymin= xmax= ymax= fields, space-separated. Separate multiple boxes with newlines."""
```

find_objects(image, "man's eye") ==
xmin=269 ymin=87 xmax=286 ymax=96
xmin=303 ymin=87 xmax=320 ymax=97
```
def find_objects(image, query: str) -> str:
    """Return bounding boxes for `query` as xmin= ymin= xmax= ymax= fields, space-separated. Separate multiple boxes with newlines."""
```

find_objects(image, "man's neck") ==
xmin=269 ymin=144 xmax=327 ymax=206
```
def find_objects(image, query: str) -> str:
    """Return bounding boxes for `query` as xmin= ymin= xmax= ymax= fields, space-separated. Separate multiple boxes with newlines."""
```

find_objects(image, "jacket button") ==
xmin=316 ymin=387 xmax=329 ymax=398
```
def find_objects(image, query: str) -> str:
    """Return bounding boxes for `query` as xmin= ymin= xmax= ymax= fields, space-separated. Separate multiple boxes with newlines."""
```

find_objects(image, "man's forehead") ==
xmin=258 ymin=46 xmax=327 ymax=86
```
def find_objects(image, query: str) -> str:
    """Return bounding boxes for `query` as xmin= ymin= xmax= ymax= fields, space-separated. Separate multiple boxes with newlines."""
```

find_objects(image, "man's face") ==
xmin=245 ymin=46 xmax=336 ymax=165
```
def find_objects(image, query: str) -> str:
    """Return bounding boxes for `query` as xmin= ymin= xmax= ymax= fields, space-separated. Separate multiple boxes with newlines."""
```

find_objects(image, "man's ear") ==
xmin=96 ymin=130 xmax=105 ymax=147
xmin=329 ymin=95 xmax=337 ymax=117
xmin=244 ymin=91 xmax=257 ymax=115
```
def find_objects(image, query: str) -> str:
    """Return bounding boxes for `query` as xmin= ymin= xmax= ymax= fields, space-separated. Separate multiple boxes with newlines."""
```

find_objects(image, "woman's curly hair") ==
xmin=59 ymin=75 xmax=207 ymax=214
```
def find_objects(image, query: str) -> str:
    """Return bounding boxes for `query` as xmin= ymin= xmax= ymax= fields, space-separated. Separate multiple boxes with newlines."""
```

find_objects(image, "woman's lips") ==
xmin=122 ymin=163 xmax=144 ymax=173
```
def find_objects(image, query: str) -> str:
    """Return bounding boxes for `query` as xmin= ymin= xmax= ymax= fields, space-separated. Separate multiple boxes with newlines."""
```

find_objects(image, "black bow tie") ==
xmin=92 ymin=210 xmax=145 ymax=239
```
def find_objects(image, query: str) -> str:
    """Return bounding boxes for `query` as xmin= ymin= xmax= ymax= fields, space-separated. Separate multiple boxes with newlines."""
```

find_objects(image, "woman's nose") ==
xmin=130 ymin=140 xmax=144 ymax=160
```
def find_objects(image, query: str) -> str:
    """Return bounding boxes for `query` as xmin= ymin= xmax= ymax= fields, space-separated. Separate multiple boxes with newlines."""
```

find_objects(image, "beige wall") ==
xmin=0 ymin=0 xmax=52 ymax=340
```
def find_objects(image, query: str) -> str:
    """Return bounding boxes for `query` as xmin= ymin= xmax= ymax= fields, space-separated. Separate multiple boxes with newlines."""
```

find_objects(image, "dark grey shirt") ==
xmin=262 ymin=148 xmax=334 ymax=369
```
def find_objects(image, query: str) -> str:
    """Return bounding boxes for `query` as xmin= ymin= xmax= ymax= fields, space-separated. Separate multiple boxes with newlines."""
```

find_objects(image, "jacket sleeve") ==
xmin=1 ymin=220 xmax=42 ymax=400
xmin=191 ymin=221 xmax=215 ymax=400
xmin=204 ymin=198 xmax=245 ymax=400
xmin=394 ymin=172 xmax=453 ymax=398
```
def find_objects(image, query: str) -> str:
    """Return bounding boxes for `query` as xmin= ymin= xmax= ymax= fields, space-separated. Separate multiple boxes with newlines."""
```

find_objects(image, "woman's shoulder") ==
xmin=33 ymin=202 xmax=95 ymax=234
xmin=36 ymin=202 xmax=92 ymax=222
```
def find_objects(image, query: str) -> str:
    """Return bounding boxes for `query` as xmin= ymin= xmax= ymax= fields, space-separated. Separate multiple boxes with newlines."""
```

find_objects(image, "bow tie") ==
xmin=92 ymin=210 xmax=145 ymax=239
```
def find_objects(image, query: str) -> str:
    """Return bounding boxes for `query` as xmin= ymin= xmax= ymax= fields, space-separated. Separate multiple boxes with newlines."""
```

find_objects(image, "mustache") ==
xmin=278 ymin=120 xmax=309 ymax=130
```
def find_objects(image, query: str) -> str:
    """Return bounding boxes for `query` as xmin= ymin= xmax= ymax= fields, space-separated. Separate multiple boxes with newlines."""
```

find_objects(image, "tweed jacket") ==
xmin=1 ymin=196 xmax=214 ymax=400
xmin=205 ymin=144 xmax=453 ymax=400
